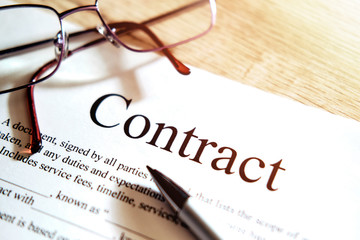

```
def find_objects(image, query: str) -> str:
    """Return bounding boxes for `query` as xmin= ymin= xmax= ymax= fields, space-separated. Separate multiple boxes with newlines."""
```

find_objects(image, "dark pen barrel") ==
xmin=147 ymin=166 xmax=222 ymax=240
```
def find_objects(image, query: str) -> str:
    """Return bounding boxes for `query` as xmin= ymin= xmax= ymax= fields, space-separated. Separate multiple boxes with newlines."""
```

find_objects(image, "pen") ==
xmin=146 ymin=166 xmax=222 ymax=240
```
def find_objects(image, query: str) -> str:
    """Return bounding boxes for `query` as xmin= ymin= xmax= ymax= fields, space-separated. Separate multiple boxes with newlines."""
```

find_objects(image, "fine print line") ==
xmin=31 ymin=207 xmax=112 ymax=240
xmin=0 ymin=177 xmax=48 ymax=198
xmin=105 ymin=219 xmax=155 ymax=240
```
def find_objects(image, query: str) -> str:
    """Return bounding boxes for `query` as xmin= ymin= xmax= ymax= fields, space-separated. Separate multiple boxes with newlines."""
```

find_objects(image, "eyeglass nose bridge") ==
xmin=96 ymin=25 xmax=121 ymax=48
xmin=54 ymin=31 xmax=69 ymax=60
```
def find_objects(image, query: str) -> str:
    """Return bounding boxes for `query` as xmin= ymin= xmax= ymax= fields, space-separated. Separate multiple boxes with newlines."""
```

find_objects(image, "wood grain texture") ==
xmin=13 ymin=0 xmax=360 ymax=121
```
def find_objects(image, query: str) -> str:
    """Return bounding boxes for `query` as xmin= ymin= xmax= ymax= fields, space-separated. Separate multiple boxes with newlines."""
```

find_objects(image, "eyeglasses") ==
xmin=0 ymin=0 xmax=216 ymax=154
xmin=0 ymin=0 xmax=216 ymax=93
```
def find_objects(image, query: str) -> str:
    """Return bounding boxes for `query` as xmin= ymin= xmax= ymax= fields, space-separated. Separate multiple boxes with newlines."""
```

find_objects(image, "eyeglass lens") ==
xmin=97 ymin=0 xmax=213 ymax=51
xmin=0 ymin=6 xmax=62 ymax=93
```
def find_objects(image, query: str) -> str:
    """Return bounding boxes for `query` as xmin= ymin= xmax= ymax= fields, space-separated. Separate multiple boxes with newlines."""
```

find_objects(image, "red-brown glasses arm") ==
xmin=108 ymin=22 xmax=190 ymax=75
xmin=26 ymin=21 xmax=189 ymax=153
xmin=27 ymin=59 xmax=58 ymax=154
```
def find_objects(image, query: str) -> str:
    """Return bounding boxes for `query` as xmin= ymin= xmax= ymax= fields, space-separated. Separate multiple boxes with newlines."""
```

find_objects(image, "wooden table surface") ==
xmin=14 ymin=0 xmax=360 ymax=122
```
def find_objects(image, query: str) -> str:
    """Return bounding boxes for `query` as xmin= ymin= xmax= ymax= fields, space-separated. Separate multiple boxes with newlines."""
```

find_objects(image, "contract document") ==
xmin=1 ymin=2 xmax=360 ymax=239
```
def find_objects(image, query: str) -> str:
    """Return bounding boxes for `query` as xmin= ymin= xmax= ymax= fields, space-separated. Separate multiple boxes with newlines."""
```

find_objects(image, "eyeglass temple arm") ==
xmin=0 ymin=29 xmax=98 ymax=58
xmin=27 ymin=59 xmax=58 ymax=154
xmin=0 ymin=39 xmax=53 ymax=57
xmin=26 ymin=20 xmax=190 ymax=153
xmin=69 ymin=22 xmax=190 ymax=74
xmin=108 ymin=22 xmax=190 ymax=74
